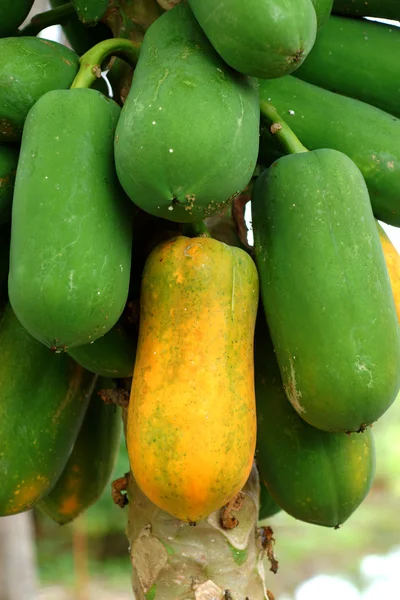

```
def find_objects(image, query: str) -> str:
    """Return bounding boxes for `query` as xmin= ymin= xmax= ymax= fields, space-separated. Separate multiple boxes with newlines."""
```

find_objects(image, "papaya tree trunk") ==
xmin=125 ymin=464 xmax=269 ymax=599
xmin=0 ymin=512 xmax=38 ymax=600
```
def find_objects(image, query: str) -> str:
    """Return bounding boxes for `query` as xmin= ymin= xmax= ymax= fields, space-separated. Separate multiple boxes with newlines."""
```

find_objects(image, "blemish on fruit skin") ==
xmin=284 ymin=356 xmax=306 ymax=414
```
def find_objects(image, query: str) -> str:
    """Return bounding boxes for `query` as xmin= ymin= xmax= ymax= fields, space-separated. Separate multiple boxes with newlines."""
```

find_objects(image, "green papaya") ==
xmin=252 ymin=148 xmax=400 ymax=432
xmin=0 ymin=143 xmax=19 ymax=226
xmin=255 ymin=315 xmax=376 ymax=527
xmin=333 ymin=0 xmax=399 ymax=19
xmin=114 ymin=2 xmax=260 ymax=223
xmin=0 ymin=0 xmax=34 ymax=37
xmin=38 ymin=377 xmax=121 ymax=525
xmin=258 ymin=483 xmax=281 ymax=521
xmin=68 ymin=322 xmax=136 ymax=378
xmin=72 ymin=0 xmax=109 ymax=25
xmin=188 ymin=0 xmax=317 ymax=79
xmin=50 ymin=0 xmax=112 ymax=56
xmin=311 ymin=0 xmax=334 ymax=29
xmin=258 ymin=76 xmax=400 ymax=226
xmin=0 ymin=37 xmax=79 ymax=142
xmin=0 ymin=225 xmax=11 ymax=299
xmin=9 ymin=88 xmax=133 ymax=351
xmin=295 ymin=16 xmax=400 ymax=118
xmin=0 ymin=303 xmax=97 ymax=516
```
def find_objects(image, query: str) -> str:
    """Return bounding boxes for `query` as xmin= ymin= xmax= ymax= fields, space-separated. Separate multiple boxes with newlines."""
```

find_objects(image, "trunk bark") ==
xmin=126 ymin=465 xmax=270 ymax=599
xmin=0 ymin=512 xmax=38 ymax=600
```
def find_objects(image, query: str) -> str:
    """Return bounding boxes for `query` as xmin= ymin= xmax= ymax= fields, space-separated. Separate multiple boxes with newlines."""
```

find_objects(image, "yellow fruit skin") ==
xmin=127 ymin=236 xmax=259 ymax=522
xmin=377 ymin=222 xmax=400 ymax=322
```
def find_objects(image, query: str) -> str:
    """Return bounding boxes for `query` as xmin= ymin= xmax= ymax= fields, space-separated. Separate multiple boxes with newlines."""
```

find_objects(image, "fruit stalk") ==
xmin=71 ymin=38 xmax=141 ymax=90
xmin=259 ymin=101 xmax=308 ymax=156
xmin=125 ymin=463 xmax=270 ymax=599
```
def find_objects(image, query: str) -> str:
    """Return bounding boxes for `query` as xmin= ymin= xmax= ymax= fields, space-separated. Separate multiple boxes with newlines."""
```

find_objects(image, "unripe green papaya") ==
xmin=188 ymin=0 xmax=317 ymax=79
xmin=114 ymin=3 xmax=260 ymax=223
xmin=50 ymin=0 xmax=112 ymax=56
xmin=38 ymin=378 xmax=122 ymax=525
xmin=0 ymin=0 xmax=34 ymax=37
xmin=333 ymin=0 xmax=399 ymax=19
xmin=0 ymin=225 xmax=10 ymax=300
xmin=0 ymin=303 xmax=97 ymax=517
xmin=72 ymin=0 xmax=108 ymax=25
xmin=311 ymin=0 xmax=334 ymax=29
xmin=9 ymin=88 xmax=133 ymax=351
xmin=252 ymin=148 xmax=400 ymax=432
xmin=0 ymin=143 xmax=19 ymax=226
xmin=259 ymin=483 xmax=281 ymax=521
xmin=295 ymin=16 xmax=400 ymax=118
xmin=255 ymin=315 xmax=376 ymax=528
xmin=0 ymin=37 xmax=79 ymax=142
xmin=258 ymin=76 xmax=400 ymax=226
xmin=68 ymin=322 xmax=136 ymax=378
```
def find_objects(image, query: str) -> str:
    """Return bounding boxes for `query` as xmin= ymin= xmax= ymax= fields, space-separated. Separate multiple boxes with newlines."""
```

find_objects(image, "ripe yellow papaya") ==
xmin=127 ymin=236 xmax=259 ymax=522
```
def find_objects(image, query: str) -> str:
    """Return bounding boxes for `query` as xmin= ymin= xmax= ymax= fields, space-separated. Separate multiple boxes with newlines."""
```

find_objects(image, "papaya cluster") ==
xmin=0 ymin=0 xmax=400 ymax=536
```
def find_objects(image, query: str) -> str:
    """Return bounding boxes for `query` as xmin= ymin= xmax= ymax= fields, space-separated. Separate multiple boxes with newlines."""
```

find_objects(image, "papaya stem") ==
xmin=259 ymin=101 xmax=308 ymax=155
xmin=19 ymin=3 xmax=76 ymax=36
xmin=71 ymin=38 xmax=141 ymax=90
xmin=182 ymin=220 xmax=211 ymax=238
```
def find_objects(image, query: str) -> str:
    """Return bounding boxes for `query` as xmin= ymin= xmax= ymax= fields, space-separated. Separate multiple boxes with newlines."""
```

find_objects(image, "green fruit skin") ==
xmin=68 ymin=323 xmax=136 ymax=378
xmin=72 ymin=0 xmax=109 ymax=25
xmin=50 ymin=0 xmax=111 ymax=56
xmin=38 ymin=377 xmax=121 ymax=525
xmin=0 ymin=143 xmax=19 ymax=226
xmin=0 ymin=225 xmax=11 ymax=300
xmin=0 ymin=37 xmax=79 ymax=142
xmin=259 ymin=76 xmax=400 ymax=227
xmin=188 ymin=0 xmax=317 ymax=79
xmin=114 ymin=2 xmax=260 ymax=223
xmin=0 ymin=0 xmax=34 ymax=37
xmin=311 ymin=0 xmax=334 ymax=30
xmin=255 ymin=315 xmax=376 ymax=528
xmin=295 ymin=16 xmax=400 ymax=118
xmin=333 ymin=0 xmax=399 ymax=19
xmin=9 ymin=88 xmax=133 ymax=351
xmin=0 ymin=303 xmax=97 ymax=517
xmin=258 ymin=482 xmax=281 ymax=521
xmin=252 ymin=149 xmax=400 ymax=432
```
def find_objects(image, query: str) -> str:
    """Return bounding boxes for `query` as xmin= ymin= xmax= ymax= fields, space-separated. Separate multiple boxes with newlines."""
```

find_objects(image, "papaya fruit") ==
xmin=259 ymin=483 xmax=281 ymax=521
xmin=333 ymin=0 xmax=399 ymax=19
xmin=114 ymin=3 xmax=260 ymax=223
xmin=72 ymin=0 xmax=109 ymax=25
xmin=252 ymin=148 xmax=400 ymax=432
xmin=0 ymin=37 xmax=79 ymax=142
xmin=0 ymin=225 xmax=11 ymax=300
xmin=0 ymin=303 xmax=97 ymax=516
xmin=258 ymin=76 xmax=400 ymax=227
xmin=377 ymin=222 xmax=400 ymax=323
xmin=311 ymin=0 xmax=334 ymax=30
xmin=255 ymin=315 xmax=376 ymax=528
xmin=0 ymin=0 xmax=34 ymax=37
xmin=68 ymin=322 xmax=136 ymax=378
xmin=0 ymin=143 xmax=18 ymax=226
xmin=127 ymin=236 xmax=259 ymax=522
xmin=188 ymin=0 xmax=317 ymax=79
xmin=50 ymin=0 xmax=111 ymax=56
xmin=38 ymin=378 xmax=122 ymax=525
xmin=295 ymin=16 xmax=400 ymax=118
xmin=9 ymin=88 xmax=133 ymax=351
